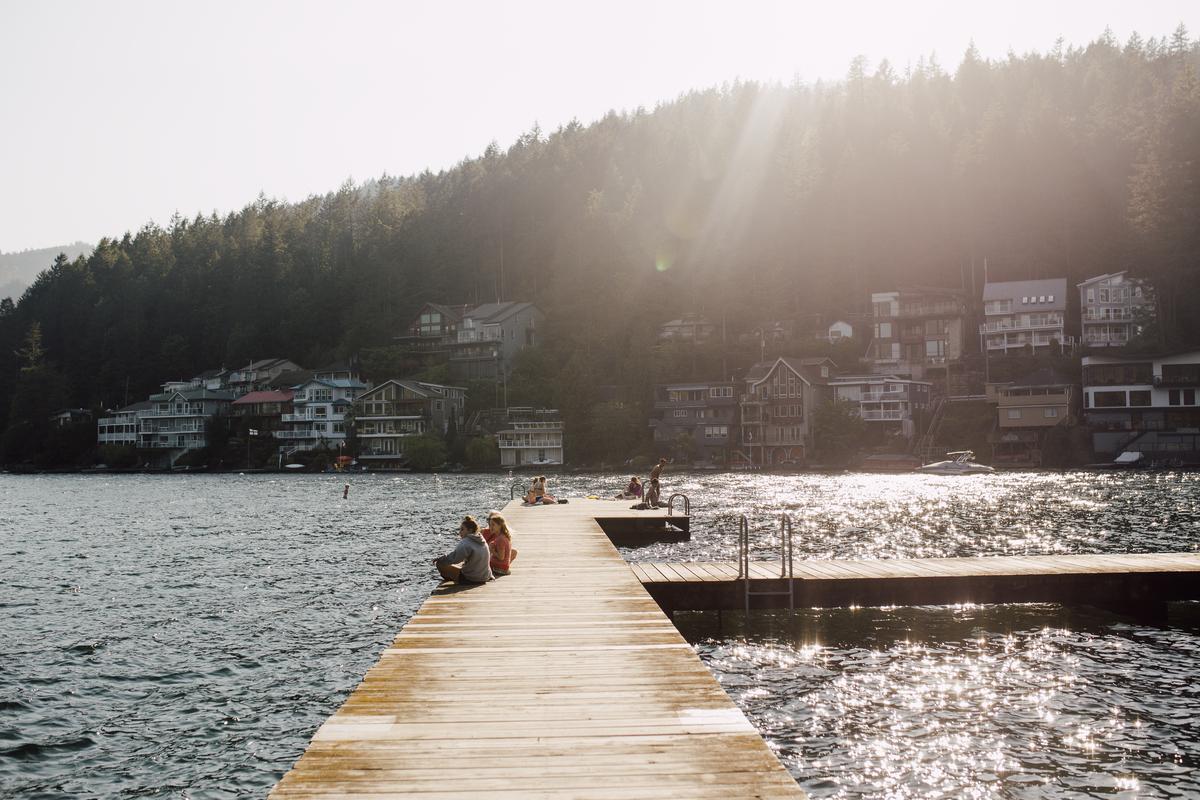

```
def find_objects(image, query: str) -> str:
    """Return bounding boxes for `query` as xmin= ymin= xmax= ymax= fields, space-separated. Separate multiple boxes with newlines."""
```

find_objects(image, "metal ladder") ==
xmin=737 ymin=514 xmax=795 ymax=613
xmin=510 ymin=481 xmax=527 ymax=500
xmin=666 ymin=493 xmax=690 ymax=516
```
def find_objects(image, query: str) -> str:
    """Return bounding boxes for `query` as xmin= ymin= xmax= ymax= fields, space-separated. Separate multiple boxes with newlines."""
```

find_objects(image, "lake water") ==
xmin=2 ymin=472 xmax=1199 ymax=798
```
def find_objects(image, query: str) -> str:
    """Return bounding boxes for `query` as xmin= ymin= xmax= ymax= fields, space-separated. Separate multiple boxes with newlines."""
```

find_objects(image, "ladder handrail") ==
xmin=666 ymin=493 xmax=690 ymax=516
xmin=738 ymin=513 xmax=796 ymax=612
xmin=510 ymin=481 xmax=527 ymax=500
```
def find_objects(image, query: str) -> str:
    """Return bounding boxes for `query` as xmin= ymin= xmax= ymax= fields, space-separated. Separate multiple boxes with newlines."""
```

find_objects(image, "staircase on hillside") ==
xmin=914 ymin=397 xmax=946 ymax=463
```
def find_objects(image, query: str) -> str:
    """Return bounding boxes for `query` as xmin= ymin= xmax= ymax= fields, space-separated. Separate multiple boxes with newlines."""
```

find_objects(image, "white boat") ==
xmin=916 ymin=450 xmax=995 ymax=475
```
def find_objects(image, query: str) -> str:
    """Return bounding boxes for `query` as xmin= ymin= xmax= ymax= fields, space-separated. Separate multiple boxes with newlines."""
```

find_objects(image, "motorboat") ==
xmin=916 ymin=450 xmax=995 ymax=475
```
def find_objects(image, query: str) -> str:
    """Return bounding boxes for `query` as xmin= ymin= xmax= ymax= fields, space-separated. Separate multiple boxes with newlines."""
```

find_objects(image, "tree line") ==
xmin=2 ymin=27 xmax=1198 ymax=466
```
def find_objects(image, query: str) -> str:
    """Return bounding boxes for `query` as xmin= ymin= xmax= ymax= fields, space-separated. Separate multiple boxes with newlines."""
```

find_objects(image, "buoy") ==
xmin=343 ymin=484 xmax=350 ymax=499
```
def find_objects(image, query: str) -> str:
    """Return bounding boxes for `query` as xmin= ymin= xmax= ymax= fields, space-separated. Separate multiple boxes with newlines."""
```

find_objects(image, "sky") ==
xmin=0 ymin=0 xmax=1196 ymax=253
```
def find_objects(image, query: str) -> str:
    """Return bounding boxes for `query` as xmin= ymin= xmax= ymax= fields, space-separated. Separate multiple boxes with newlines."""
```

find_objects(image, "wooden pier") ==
xmin=271 ymin=499 xmax=805 ymax=799
xmin=632 ymin=553 xmax=1200 ymax=618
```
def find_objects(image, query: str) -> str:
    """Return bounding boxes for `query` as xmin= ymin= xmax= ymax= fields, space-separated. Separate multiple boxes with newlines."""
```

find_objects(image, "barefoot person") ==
xmin=482 ymin=511 xmax=518 ymax=577
xmin=433 ymin=515 xmax=493 ymax=584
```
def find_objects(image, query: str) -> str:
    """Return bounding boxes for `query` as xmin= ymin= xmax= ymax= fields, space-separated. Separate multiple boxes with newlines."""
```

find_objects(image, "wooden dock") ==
xmin=632 ymin=553 xmax=1200 ymax=618
xmin=271 ymin=499 xmax=805 ymax=800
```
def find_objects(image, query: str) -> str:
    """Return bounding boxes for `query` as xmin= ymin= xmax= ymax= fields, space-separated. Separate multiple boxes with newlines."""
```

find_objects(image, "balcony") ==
xmin=979 ymin=316 xmax=1063 ymax=334
xmin=499 ymin=438 xmax=564 ymax=448
xmin=1154 ymin=374 xmax=1200 ymax=388
xmin=1083 ymin=333 xmax=1130 ymax=346
xmin=507 ymin=421 xmax=564 ymax=431
xmin=861 ymin=410 xmax=906 ymax=421
xmin=861 ymin=389 xmax=909 ymax=403
xmin=896 ymin=302 xmax=962 ymax=318
xmin=1084 ymin=308 xmax=1134 ymax=321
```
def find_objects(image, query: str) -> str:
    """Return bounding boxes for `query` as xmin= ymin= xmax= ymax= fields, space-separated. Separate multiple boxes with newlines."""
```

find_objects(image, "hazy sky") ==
xmin=0 ymin=0 xmax=1195 ymax=253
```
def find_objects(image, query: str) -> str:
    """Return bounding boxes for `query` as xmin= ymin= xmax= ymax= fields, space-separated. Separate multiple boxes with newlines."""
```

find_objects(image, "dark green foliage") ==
xmin=405 ymin=435 xmax=448 ymax=470
xmin=2 ymin=32 xmax=1199 ymax=467
xmin=465 ymin=436 xmax=500 ymax=467
xmin=812 ymin=399 xmax=869 ymax=465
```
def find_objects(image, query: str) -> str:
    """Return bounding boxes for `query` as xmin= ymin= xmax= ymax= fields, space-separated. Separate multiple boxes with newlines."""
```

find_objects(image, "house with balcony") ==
xmin=827 ymin=375 xmax=932 ymax=441
xmin=980 ymin=279 xmax=1069 ymax=355
xmin=353 ymin=379 xmax=466 ymax=468
xmin=97 ymin=401 xmax=152 ymax=448
xmin=279 ymin=377 xmax=367 ymax=455
xmin=226 ymin=358 xmax=304 ymax=397
xmin=1082 ymin=350 xmax=1200 ymax=458
xmin=494 ymin=408 xmax=564 ymax=467
xmin=986 ymin=369 xmax=1074 ymax=466
xmin=231 ymin=390 xmax=293 ymax=436
xmin=138 ymin=386 xmax=237 ymax=464
xmin=395 ymin=301 xmax=543 ymax=383
xmin=1077 ymin=272 xmax=1155 ymax=349
xmin=868 ymin=287 xmax=967 ymax=381
xmin=650 ymin=381 xmax=738 ymax=465
xmin=735 ymin=357 xmax=833 ymax=467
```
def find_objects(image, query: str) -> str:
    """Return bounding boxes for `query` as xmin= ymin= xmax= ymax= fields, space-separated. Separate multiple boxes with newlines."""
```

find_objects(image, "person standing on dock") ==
xmin=646 ymin=458 xmax=668 ymax=507
xmin=433 ymin=516 xmax=494 ymax=584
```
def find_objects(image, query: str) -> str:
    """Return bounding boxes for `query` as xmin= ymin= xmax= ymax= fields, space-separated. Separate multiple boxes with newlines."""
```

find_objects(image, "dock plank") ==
xmin=271 ymin=499 xmax=803 ymax=799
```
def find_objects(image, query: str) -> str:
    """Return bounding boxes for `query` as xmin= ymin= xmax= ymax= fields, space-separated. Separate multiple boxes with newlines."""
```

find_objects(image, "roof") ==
xmin=744 ymin=357 xmax=828 ymax=386
xmin=1076 ymin=271 xmax=1127 ymax=288
xmin=983 ymin=279 xmax=1067 ymax=310
xmin=117 ymin=400 xmax=154 ymax=413
xmin=296 ymin=377 xmax=367 ymax=390
xmin=464 ymin=301 xmax=538 ymax=324
xmin=269 ymin=369 xmax=312 ymax=388
xmin=193 ymin=368 xmax=227 ymax=380
xmin=149 ymin=388 xmax=237 ymax=402
xmin=232 ymin=390 xmax=294 ymax=406
xmin=240 ymin=357 xmax=296 ymax=372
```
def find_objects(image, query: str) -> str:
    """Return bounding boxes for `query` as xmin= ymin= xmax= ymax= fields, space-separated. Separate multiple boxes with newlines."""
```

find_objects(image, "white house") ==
xmin=279 ymin=377 xmax=367 ymax=454
xmin=1077 ymin=271 xmax=1154 ymax=348
xmin=496 ymin=408 xmax=564 ymax=467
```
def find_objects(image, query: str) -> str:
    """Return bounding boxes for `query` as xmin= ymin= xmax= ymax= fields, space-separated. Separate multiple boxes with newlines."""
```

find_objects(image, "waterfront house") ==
xmin=139 ymin=386 xmax=236 ymax=463
xmin=868 ymin=287 xmax=967 ymax=382
xmin=980 ymin=279 xmax=1069 ymax=355
xmin=650 ymin=381 xmax=738 ymax=465
xmin=826 ymin=374 xmax=932 ymax=441
xmin=279 ymin=376 xmax=367 ymax=456
xmin=230 ymin=390 xmax=293 ymax=436
xmin=986 ymin=369 xmax=1074 ymax=466
xmin=1077 ymin=272 xmax=1155 ymax=349
xmin=735 ymin=357 xmax=832 ymax=466
xmin=1082 ymin=350 xmax=1200 ymax=458
xmin=97 ymin=401 xmax=152 ymax=447
xmin=495 ymin=407 xmax=564 ymax=467
xmin=353 ymin=379 xmax=466 ymax=468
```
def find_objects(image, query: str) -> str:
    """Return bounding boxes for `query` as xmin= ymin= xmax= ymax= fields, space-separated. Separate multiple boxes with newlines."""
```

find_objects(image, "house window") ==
xmin=1007 ymin=409 xmax=1022 ymax=420
xmin=875 ymin=322 xmax=893 ymax=338
xmin=705 ymin=426 xmax=728 ymax=439
xmin=1022 ymin=297 xmax=1029 ymax=304
xmin=1043 ymin=408 xmax=1058 ymax=418
xmin=1129 ymin=390 xmax=1152 ymax=407
xmin=926 ymin=340 xmax=945 ymax=357
xmin=434 ymin=400 xmax=443 ymax=411
xmin=1094 ymin=391 xmax=1127 ymax=408
xmin=673 ymin=409 xmax=689 ymax=418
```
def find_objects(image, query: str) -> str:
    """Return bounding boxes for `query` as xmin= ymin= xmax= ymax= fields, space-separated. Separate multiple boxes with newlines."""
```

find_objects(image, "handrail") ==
xmin=666 ymin=493 xmax=690 ymax=516
xmin=738 ymin=513 xmax=795 ymax=613
xmin=510 ymin=481 xmax=527 ymax=500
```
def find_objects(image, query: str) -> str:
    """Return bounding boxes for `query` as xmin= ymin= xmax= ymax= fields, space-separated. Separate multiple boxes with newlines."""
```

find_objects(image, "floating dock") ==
xmin=633 ymin=553 xmax=1200 ymax=618
xmin=271 ymin=499 xmax=806 ymax=799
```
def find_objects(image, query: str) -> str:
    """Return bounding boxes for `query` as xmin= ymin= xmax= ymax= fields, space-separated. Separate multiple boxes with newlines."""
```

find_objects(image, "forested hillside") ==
xmin=2 ymin=29 xmax=1198 ymax=463
xmin=0 ymin=242 xmax=93 ymax=304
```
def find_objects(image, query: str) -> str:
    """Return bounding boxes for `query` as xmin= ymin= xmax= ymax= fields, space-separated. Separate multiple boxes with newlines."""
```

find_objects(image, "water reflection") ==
xmin=680 ymin=604 xmax=1200 ymax=798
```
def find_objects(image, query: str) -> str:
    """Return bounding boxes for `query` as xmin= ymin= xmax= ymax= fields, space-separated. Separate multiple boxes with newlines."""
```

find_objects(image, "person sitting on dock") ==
xmin=644 ymin=477 xmax=661 ymax=508
xmin=525 ymin=475 xmax=556 ymax=505
xmin=433 ymin=515 xmax=494 ymax=584
xmin=616 ymin=476 xmax=642 ymax=499
xmin=482 ymin=511 xmax=518 ymax=577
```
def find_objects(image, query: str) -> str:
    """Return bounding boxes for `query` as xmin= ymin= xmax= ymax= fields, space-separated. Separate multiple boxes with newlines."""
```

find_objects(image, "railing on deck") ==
xmin=666 ymin=493 xmax=690 ymax=516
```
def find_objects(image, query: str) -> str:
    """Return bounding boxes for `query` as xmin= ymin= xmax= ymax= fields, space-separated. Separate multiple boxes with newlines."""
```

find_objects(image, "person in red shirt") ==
xmin=482 ymin=511 xmax=518 ymax=576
